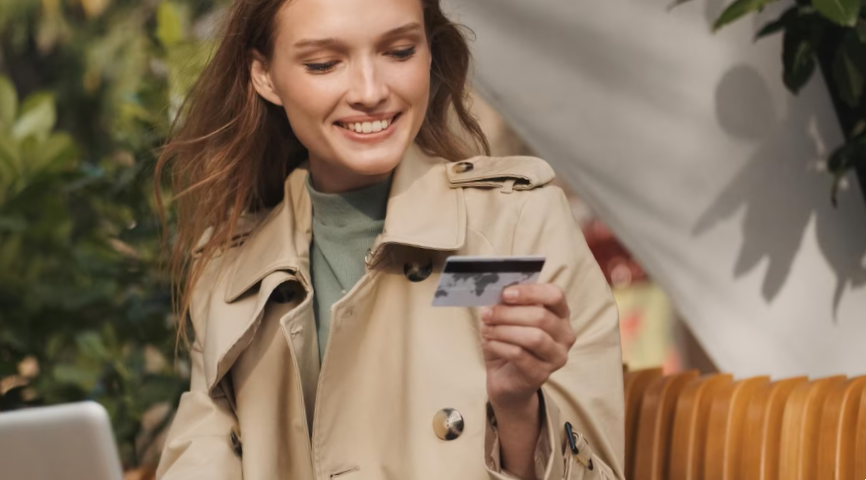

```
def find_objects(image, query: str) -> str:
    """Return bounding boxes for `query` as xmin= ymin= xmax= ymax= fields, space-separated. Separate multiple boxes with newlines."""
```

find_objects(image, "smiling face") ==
xmin=250 ymin=0 xmax=431 ymax=193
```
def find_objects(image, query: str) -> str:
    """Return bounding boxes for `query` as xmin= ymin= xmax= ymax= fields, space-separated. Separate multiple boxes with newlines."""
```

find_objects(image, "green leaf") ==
xmin=832 ymin=32 xmax=866 ymax=107
xmin=667 ymin=0 xmax=696 ymax=10
xmin=76 ymin=331 xmax=110 ymax=361
xmin=856 ymin=21 xmax=866 ymax=43
xmin=757 ymin=14 xmax=791 ymax=38
xmin=812 ymin=0 xmax=860 ymax=26
xmin=782 ymin=26 xmax=818 ymax=93
xmin=11 ymin=93 xmax=56 ymax=141
xmin=755 ymin=6 xmax=802 ymax=39
xmin=755 ymin=6 xmax=821 ymax=40
xmin=828 ymin=135 xmax=866 ymax=206
xmin=0 ymin=215 xmax=27 ymax=232
xmin=52 ymin=364 xmax=100 ymax=391
xmin=713 ymin=0 xmax=783 ymax=32
xmin=156 ymin=1 xmax=185 ymax=48
xmin=0 ymin=76 xmax=18 ymax=129
xmin=0 ymin=234 xmax=23 ymax=271
xmin=22 ymin=131 xmax=76 ymax=176
xmin=0 ymin=131 xmax=21 ymax=186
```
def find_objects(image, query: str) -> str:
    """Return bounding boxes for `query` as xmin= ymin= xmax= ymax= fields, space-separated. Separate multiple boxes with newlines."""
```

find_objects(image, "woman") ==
xmin=154 ymin=0 xmax=625 ymax=479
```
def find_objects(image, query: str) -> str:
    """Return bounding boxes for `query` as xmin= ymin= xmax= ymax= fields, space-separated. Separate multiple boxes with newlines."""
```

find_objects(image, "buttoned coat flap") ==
xmin=446 ymin=155 xmax=556 ymax=190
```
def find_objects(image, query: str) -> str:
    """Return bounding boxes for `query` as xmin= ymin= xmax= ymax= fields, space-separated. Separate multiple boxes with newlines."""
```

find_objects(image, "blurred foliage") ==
xmin=0 ymin=0 xmax=226 ymax=468
xmin=672 ymin=0 xmax=866 ymax=205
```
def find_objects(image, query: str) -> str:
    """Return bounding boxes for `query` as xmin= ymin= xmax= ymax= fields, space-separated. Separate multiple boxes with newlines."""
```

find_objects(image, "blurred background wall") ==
xmin=449 ymin=0 xmax=866 ymax=379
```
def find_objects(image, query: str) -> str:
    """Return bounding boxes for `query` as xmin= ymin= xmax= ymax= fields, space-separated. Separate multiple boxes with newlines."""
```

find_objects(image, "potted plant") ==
xmin=671 ymin=0 xmax=866 ymax=206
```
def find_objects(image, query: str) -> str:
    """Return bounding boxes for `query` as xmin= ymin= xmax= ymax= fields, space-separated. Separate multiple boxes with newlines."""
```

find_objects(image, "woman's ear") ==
xmin=250 ymin=52 xmax=284 ymax=106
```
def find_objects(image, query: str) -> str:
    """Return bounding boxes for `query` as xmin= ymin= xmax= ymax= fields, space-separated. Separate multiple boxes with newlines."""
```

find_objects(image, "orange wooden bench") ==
xmin=623 ymin=369 xmax=865 ymax=480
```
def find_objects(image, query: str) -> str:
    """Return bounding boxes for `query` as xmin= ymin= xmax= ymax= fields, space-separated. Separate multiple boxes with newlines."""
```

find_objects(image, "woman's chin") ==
xmin=331 ymin=142 xmax=409 ymax=175
xmin=349 ymin=155 xmax=403 ymax=177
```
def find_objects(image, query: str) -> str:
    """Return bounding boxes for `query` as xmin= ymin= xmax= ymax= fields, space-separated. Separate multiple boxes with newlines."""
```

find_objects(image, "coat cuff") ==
xmin=484 ymin=389 xmax=558 ymax=480
xmin=484 ymin=388 xmax=616 ymax=480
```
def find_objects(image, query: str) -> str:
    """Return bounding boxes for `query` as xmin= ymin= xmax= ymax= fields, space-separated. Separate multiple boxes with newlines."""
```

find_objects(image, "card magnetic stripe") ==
xmin=442 ymin=260 xmax=546 ymax=274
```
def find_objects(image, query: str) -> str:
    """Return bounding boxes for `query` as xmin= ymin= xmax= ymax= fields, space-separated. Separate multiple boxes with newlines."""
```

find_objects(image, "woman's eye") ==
xmin=388 ymin=46 xmax=416 ymax=60
xmin=305 ymin=61 xmax=338 ymax=73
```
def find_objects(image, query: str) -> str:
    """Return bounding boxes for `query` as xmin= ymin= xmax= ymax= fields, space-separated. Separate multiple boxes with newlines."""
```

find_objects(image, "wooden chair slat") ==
xmin=703 ymin=376 xmax=770 ymax=480
xmin=739 ymin=377 xmax=808 ymax=480
xmin=669 ymin=374 xmax=733 ymax=480
xmin=624 ymin=368 xmax=664 ymax=480
xmin=779 ymin=376 xmax=847 ymax=480
xmin=633 ymin=370 xmax=700 ymax=480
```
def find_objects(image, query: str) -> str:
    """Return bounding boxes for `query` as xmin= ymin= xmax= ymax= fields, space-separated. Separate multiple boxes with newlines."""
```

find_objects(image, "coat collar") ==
xmin=223 ymin=144 xmax=466 ymax=302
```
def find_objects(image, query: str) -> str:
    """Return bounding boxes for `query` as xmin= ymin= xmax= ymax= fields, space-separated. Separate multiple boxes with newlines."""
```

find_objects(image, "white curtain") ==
xmin=447 ymin=0 xmax=866 ymax=378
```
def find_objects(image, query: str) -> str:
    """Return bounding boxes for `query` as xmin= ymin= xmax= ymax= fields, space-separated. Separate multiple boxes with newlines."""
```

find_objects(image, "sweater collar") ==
xmin=305 ymin=170 xmax=391 ymax=227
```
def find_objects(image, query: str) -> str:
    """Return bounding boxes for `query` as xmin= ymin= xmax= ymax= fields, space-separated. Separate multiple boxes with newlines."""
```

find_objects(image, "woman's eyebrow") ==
xmin=293 ymin=22 xmax=422 ymax=50
xmin=293 ymin=37 xmax=339 ymax=50
xmin=380 ymin=22 xmax=422 ymax=39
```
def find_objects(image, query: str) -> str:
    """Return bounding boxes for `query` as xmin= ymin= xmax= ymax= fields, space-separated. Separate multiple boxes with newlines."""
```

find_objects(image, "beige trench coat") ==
xmin=156 ymin=146 xmax=625 ymax=480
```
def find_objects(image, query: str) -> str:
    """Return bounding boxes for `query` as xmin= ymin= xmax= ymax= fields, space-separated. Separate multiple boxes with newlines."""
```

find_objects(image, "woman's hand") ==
xmin=481 ymin=283 xmax=576 ymax=410
xmin=481 ymin=283 xmax=576 ymax=480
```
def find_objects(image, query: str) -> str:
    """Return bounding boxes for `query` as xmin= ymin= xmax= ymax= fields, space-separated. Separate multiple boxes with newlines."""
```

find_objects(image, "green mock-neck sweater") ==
xmin=305 ymin=173 xmax=392 ymax=363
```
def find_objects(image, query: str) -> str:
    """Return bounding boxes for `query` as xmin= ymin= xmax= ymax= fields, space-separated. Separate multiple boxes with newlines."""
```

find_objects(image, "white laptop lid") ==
xmin=0 ymin=402 xmax=124 ymax=480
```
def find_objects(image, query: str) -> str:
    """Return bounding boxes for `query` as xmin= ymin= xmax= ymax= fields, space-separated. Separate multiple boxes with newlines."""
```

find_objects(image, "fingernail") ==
xmin=481 ymin=307 xmax=492 ymax=321
xmin=503 ymin=288 xmax=518 ymax=301
xmin=481 ymin=324 xmax=491 ymax=336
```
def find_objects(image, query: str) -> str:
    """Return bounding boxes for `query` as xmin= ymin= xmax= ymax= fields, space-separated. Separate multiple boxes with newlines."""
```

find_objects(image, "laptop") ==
xmin=0 ymin=402 xmax=124 ymax=480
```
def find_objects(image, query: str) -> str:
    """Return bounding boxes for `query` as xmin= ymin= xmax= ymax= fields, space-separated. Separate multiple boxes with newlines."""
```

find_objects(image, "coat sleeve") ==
xmin=484 ymin=185 xmax=626 ymax=480
xmin=156 ymin=339 xmax=243 ymax=480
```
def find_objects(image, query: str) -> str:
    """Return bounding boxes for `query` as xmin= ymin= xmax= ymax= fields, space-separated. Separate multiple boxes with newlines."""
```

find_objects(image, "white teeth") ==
xmin=341 ymin=117 xmax=394 ymax=134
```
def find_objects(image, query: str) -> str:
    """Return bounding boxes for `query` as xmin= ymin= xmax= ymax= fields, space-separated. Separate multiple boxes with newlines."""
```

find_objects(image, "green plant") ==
xmin=672 ymin=0 xmax=866 ymax=205
xmin=0 ymin=0 xmax=224 ymax=469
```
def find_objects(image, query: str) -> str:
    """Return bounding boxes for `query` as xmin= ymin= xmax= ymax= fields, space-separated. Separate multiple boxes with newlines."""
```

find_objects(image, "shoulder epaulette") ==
xmin=446 ymin=155 xmax=555 ymax=193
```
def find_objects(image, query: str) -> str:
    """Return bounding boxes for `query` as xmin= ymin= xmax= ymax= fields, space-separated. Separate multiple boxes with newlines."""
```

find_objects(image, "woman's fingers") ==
xmin=481 ymin=284 xmax=576 ymax=392
xmin=482 ymin=305 xmax=575 ymax=347
xmin=482 ymin=324 xmax=568 ymax=368
xmin=482 ymin=339 xmax=551 ymax=385
xmin=502 ymin=283 xmax=570 ymax=319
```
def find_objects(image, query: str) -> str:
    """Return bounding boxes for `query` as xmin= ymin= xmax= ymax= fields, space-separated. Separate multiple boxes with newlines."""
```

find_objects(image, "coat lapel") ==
xmin=223 ymin=164 xmax=312 ymax=303
xmin=200 ymin=164 xmax=312 ymax=393
xmin=374 ymin=144 xmax=466 ymax=253
xmin=201 ymin=145 xmax=468 ymax=393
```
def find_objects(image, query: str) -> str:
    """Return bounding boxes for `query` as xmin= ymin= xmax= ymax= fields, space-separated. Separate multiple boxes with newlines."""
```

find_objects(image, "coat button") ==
xmin=432 ymin=408 xmax=464 ymax=441
xmin=230 ymin=430 xmax=243 ymax=457
xmin=404 ymin=259 xmax=433 ymax=282
xmin=453 ymin=161 xmax=474 ymax=174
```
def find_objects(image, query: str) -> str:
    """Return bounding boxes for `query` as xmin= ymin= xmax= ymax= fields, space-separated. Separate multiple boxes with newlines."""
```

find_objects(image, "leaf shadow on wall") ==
xmin=693 ymin=64 xmax=866 ymax=317
xmin=703 ymin=0 xmax=726 ymax=26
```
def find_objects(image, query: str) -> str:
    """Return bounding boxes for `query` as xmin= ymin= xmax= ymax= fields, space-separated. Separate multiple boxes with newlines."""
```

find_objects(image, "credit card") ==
xmin=431 ymin=255 xmax=546 ymax=307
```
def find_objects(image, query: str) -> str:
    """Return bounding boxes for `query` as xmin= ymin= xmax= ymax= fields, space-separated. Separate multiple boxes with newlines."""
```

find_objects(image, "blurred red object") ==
xmin=582 ymin=219 xmax=646 ymax=287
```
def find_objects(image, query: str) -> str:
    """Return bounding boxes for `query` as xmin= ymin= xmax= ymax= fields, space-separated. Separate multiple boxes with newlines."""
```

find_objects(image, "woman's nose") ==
xmin=346 ymin=59 xmax=388 ymax=108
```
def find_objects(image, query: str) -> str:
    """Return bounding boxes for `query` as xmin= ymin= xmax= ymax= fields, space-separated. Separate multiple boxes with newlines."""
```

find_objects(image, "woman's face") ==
xmin=251 ymin=0 xmax=432 ymax=193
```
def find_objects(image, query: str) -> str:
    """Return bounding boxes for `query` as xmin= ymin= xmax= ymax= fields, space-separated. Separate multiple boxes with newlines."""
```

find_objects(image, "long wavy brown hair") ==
xmin=155 ymin=0 xmax=490 ymax=344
